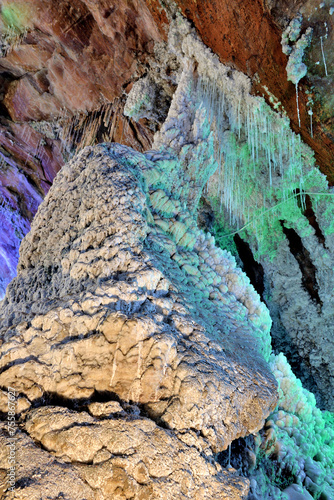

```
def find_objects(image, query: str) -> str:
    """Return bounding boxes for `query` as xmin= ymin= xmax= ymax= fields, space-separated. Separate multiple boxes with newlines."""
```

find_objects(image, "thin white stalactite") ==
xmin=320 ymin=36 xmax=328 ymax=77
xmin=295 ymin=82 xmax=301 ymax=128
xmin=309 ymin=110 xmax=313 ymax=138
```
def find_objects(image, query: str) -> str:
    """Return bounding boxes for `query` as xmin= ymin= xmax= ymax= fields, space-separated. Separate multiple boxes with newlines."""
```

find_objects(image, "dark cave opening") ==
xmin=295 ymin=189 xmax=327 ymax=248
xmin=217 ymin=435 xmax=255 ymax=476
xmin=280 ymin=221 xmax=322 ymax=308
xmin=217 ymin=435 xmax=296 ymax=494
xmin=233 ymin=233 xmax=265 ymax=300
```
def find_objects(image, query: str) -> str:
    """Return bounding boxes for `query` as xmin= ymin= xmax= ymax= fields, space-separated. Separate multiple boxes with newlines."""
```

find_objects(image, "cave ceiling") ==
xmin=0 ymin=0 xmax=333 ymax=278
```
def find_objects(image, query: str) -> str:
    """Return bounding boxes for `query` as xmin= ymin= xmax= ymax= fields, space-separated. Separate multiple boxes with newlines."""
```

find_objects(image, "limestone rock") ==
xmin=0 ymin=412 xmax=249 ymax=499
xmin=0 ymin=144 xmax=278 ymax=498
xmin=0 ymin=422 xmax=96 ymax=500
xmin=147 ymin=0 xmax=334 ymax=182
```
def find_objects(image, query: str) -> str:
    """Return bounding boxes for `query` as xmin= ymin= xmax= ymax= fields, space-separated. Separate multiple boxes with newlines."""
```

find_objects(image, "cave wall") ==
xmin=0 ymin=143 xmax=279 ymax=499
xmin=0 ymin=1 xmax=334 ymax=498
xmin=0 ymin=0 xmax=333 ymax=294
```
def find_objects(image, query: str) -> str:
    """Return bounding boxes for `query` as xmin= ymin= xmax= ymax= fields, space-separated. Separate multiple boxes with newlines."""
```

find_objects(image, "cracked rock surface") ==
xmin=0 ymin=144 xmax=278 ymax=498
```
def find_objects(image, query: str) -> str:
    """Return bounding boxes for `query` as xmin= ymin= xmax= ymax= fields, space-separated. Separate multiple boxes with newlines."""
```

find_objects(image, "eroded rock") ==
xmin=0 ymin=144 xmax=278 ymax=498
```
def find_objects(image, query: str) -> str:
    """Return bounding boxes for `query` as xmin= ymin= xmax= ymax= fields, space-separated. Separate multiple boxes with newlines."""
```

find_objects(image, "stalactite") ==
xmin=295 ymin=82 xmax=301 ymax=128
xmin=320 ymin=36 xmax=328 ymax=77
xmin=308 ymin=109 xmax=313 ymax=138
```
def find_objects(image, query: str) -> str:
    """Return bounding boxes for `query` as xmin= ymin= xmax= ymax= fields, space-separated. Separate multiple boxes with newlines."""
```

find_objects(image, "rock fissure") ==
xmin=280 ymin=221 xmax=322 ymax=308
xmin=0 ymin=354 xmax=48 ymax=377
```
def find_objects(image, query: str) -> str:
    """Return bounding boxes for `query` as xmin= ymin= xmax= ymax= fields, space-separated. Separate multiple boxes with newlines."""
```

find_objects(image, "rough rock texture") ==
xmin=220 ymin=353 xmax=334 ymax=499
xmin=260 ymin=227 xmax=334 ymax=410
xmin=0 ymin=1 xmax=333 ymax=493
xmin=1 ymin=0 xmax=161 ymax=118
xmin=144 ymin=13 xmax=334 ymax=411
xmin=148 ymin=0 xmax=334 ymax=182
xmin=0 ymin=100 xmax=154 ymax=297
xmin=0 ymin=0 xmax=163 ymax=294
xmin=1 ymin=0 xmax=334 ymax=290
xmin=0 ymin=416 xmax=250 ymax=500
xmin=0 ymin=144 xmax=278 ymax=498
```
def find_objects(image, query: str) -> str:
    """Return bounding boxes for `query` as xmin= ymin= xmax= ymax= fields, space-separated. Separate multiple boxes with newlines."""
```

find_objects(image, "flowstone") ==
xmin=0 ymin=144 xmax=277 ymax=499
xmin=148 ymin=14 xmax=334 ymax=411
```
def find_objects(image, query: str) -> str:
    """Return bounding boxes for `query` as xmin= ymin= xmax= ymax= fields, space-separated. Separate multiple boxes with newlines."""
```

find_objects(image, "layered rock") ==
xmin=0 ymin=409 xmax=250 ymax=500
xmin=0 ymin=0 xmax=162 ymax=294
xmin=0 ymin=144 xmax=278 ymax=498
xmin=146 ymin=0 xmax=334 ymax=182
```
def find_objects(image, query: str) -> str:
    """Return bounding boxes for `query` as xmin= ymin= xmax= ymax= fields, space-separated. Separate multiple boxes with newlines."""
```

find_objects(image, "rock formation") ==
xmin=0 ymin=144 xmax=278 ymax=498
xmin=0 ymin=0 xmax=334 ymax=498
xmin=0 ymin=0 xmax=334 ymax=295
xmin=145 ymin=13 xmax=334 ymax=412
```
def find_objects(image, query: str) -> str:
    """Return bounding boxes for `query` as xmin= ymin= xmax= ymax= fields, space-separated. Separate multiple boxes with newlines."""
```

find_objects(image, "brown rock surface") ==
xmin=0 ymin=0 xmax=162 ymax=294
xmin=1 ymin=0 xmax=161 ymax=119
xmin=0 ymin=0 xmax=161 ymax=188
xmin=0 ymin=415 xmax=249 ymax=499
xmin=0 ymin=144 xmax=278 ymax=498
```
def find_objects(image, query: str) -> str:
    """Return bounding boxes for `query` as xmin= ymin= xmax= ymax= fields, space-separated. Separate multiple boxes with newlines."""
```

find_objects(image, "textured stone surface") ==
xmin=0 ymin=144 xmax=278 ymax=498
xmin=147 ymin=13 xmax=334 ymax=411
xmin=0 ymin=0 xmax=160 ymax=293
xmin=148 ymin=0 xmax=334 ymax=183
xmin=1 ymin=0 xmax=334 ymax=307
xmin=0 ymin=416 xmax=249 ymax=500
xmin=1 ymin=0 xmax=161 ymax=118
xmin=0 ymin=421 xmax=95 ymax=500
xmin=260 ymin=230 xmax=334 ymax=410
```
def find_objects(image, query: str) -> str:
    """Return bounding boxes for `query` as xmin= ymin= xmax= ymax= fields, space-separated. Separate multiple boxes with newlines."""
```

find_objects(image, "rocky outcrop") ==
xmin=259 ymin=223 xmax=334 ymax=410
xmin=1 ymin=0 xmax=162 ymax=119
xmin=143 ymin=13 xmax=334 ymax=411
xmin=146 ymin=0 xmax=334 ymax=183
xmin=0 ymin=411 xmax=250 ymax=500
xmin=0 ymin=99 xmax=154 ymax=298
xmin=0 ymin=144 xmax=278 ymax=498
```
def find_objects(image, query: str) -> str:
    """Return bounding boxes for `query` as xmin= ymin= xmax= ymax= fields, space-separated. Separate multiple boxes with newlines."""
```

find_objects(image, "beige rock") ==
xmin=21 ymin=406 xmax=249 ymax=499
xmin=88 ymin=401 xmax=124 ymax=417
xmin=0 ymin=144 xmax=278 ymax=498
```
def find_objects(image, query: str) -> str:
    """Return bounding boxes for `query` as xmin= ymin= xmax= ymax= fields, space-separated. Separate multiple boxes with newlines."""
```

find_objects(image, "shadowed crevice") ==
xmin=295 ymin=190 xmax=327 ymax=248
xmin=234 ymin=234 xmax=265 ymax=301
xmin=280 ymin=221 xmax=322 ymax=308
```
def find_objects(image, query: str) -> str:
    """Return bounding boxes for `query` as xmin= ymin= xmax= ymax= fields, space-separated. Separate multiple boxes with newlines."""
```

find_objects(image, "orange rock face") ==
xmin=2 ymin=0 xmax=162 ymax=120
xmin=1 ymin=0 xmax=333 ymax=193
xmin=0 ymin=0 xmax=160 ymax=201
